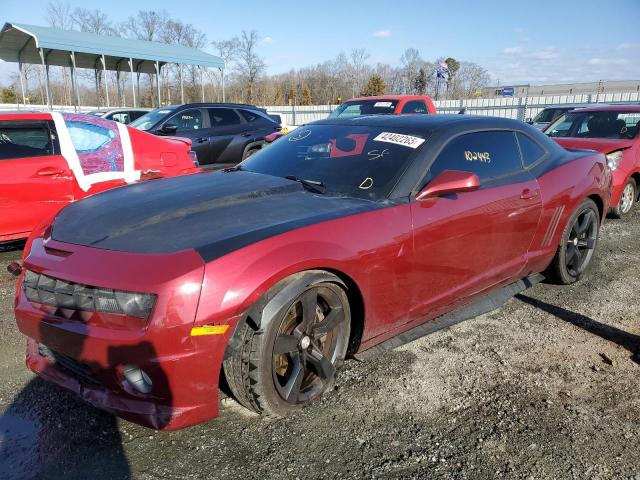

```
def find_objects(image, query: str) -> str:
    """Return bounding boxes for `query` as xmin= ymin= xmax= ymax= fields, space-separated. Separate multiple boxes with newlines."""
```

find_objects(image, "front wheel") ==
xmin=545 ymin=198 xmax=600 ymax=284
xmin=223 ymin=272 xmax=351 ymax=417
xmin=610 ymin=178 xmax=636 ymax=218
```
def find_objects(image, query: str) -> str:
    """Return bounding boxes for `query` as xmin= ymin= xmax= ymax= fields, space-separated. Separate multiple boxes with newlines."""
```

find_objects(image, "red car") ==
xmin=0 ymin=112 xmax=201 ymax=242
xmin=12 ymin=115 xmax=610 ymax=430
xmin=545 ymin=105 xmax=640 ymax=217
xmin=329 ymin=95 xmax=437 ymax=118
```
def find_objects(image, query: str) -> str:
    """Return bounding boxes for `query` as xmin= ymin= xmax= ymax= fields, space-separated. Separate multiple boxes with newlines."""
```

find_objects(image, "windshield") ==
xmin=240 ymin=124 xmax=428 ymax=200
xmin=329 ymin=100 xmax=399 ymax=118
xmin=546 ymin=110 xmax=640 ymax=139
xmin=533 ymin=108 xmax=564 ymax=124
xmin=130 ymin=107 xmax=177 ymax=131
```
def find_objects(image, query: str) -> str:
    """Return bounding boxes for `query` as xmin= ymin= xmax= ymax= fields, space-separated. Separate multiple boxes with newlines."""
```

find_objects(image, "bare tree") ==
xmin=121 ymin=10 xmax=168 ymax=41
xmin=451 ymin=62 xmax=490 ymax=99
xmin=349 ymin=48 xmax=370 ymax=98
xmin=234 ymin=30 xmax=265 ymax=103
xmin=71 ymin=8 xmax=116 ymax=35
xmin=45 ymin=1 xmax=74 ymax=105
xmin=400 ymin=48 xmax=422 ymax=94
xmin=46 ymin=1 xmax=73 ymax=29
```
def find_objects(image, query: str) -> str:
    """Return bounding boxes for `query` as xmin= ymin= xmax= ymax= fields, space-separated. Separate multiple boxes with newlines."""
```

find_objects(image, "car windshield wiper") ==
xmin=285 ymin=175 xmax=326 ymax=194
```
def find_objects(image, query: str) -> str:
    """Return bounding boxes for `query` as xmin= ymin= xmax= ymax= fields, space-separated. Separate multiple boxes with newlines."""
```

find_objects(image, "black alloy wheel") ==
xmin=272 ymin=285 xmax=347 ymax=405
xmin=565 ymin=208 xmax=598 ymax=277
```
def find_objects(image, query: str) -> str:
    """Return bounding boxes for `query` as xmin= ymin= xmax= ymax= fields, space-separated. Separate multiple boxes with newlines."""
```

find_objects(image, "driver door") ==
xmin=161 ymin=108 xmax=213 ymax=163
xmin=409 ymin=130 xmax=542 ymax=322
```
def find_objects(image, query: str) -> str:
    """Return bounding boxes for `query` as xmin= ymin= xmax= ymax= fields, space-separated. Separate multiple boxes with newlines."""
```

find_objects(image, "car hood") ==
xmin=553 ymin=137 xmax=635 ymax=154
xmin=51 ymin=170 xmax=380 ymax=261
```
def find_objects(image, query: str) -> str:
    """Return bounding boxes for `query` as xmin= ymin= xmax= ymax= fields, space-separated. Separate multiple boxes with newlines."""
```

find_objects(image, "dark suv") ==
xmin=130 ymin=103 xmax=280 ymax=166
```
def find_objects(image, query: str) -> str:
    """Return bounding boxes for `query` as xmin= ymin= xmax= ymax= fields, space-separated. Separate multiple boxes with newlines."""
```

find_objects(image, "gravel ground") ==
xmin=0 ymin=209 xmax=638 ymax=480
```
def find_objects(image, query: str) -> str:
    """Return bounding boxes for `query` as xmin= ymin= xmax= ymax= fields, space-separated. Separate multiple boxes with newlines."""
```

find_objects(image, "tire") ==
xmin=223 ymin=271 xmax=351 ymax=417
xmin=545 ymin=198 xmax=600 ymax=285
xmin=610 ymin=178 xmax=636 ymax=218
xmin=242 ymin=147 xmax=260 ymax=160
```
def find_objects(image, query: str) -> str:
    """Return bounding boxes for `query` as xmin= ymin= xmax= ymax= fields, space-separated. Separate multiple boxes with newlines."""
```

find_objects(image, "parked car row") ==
xmin=3 ymin=95 xmax=639 ymax=431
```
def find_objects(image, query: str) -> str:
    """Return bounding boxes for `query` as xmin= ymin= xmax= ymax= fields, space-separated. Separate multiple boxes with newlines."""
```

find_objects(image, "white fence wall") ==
xmin=265 ymin=91 xmax=640 ymax=125
xmin=3 ymin=90 xmax=639 ymax=126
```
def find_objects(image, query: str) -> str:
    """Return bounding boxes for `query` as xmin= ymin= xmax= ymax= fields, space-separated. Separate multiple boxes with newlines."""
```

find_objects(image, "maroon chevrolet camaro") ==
xmin=12 ymin=115 xmax=611 ymax=429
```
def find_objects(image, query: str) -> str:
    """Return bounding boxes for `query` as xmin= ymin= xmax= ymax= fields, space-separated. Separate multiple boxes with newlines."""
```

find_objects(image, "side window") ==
xmin=66 ymin=121 xmax=116 ymax=153
xmin=429 ymin=131 xmax=523 ymax=183
xmin=516 ymin=132 xmax=546 ymax=166
xmin=239 ymin=109 xmax=260 ymax=123
xmin=130 ymin=111 xmax=146 ymax=121
xmin=0 ymin=122 xmax=54 ymax=160
xmin=110 ymin=112 xmax=130 ymax=124
xmin=401 ymin=100 xmax=428 ymax=114
xmin=166 ymin=109 xmax=204 ymax=132
xmin=208 ymin=108 xmax=242 ymax=127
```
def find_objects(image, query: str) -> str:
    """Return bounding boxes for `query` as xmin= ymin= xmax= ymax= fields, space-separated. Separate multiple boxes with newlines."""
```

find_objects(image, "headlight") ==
xmin=188 ymin=150 xmax=199 ymax=167
xmin=606 ymin=150 xmax=623 ymax=171
xmin=23 ymin=270 xmax=156 ymax=320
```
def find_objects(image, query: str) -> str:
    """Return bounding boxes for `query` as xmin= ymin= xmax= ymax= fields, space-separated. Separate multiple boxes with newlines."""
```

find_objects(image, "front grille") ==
xmin=38 ymin=343 xmax=101 ymax=386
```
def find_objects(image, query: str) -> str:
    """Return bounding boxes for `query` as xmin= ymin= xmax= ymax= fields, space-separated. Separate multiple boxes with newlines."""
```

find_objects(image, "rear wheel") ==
xmin=545 ymin=198 xmax=600 ymax=284
xmin=242 ymin=146 xmax=260 ymax=160
xmin=610 ymin=178 xmax=636 ymax=218
xmin=223 ymin=272 xmax=351 ymax=416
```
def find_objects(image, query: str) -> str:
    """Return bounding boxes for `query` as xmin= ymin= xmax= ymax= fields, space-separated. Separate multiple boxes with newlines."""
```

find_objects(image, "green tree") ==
xmin=0 ymin=87 xmax=17 ymax=103
xmin=444 ymin=57 xmax=460 ymax=93
xmin=360 ymin=74 xmax=386 ymax=96
xmin=413 ymin=68 xmax=427 ymax=94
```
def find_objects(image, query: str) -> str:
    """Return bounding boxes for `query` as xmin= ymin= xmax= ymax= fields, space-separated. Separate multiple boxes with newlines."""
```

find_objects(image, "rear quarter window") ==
xmin=401 ymin=100 xmax=429 ymax=114
xmin=0 ymin=122 xmax=54 ymax=160
xmin=429 ymin=131 xmax=523 ymax=182
xmin=516 ymin=132 xmax=546 ymax=166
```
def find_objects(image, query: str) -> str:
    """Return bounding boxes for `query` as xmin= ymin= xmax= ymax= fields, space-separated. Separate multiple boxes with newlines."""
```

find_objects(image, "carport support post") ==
xmin=220 ymin=67 xmax=225 ymax=102
xmin=128 ymin=58 xmax=137 ymax=107
xmin=116 ymin=65 xmax=122 ymax=107
xmin=39 ymin=48 xmax=52 ymax=110
xmin=201 ymin=67 xmax=205 ymax=102
xmin=179 ymin=64 xmax=184 ymax=104
xmin=70 ymin=51 xmax=80 ymax=111
xmin=102 ymin=55 xmax=110 ymax=108
xmin=18 ymin=60 xmax=26 ymax=107
xmin=154 ymin=61 xmax=161 ymax=107
xmin=93 ymin=63 xmax=100 ymax=108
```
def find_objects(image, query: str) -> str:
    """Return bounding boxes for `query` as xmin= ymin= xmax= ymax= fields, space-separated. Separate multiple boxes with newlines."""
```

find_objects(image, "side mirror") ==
xmin=416 ymin=170 xmax=480 ymax=201
xmin=158 ymin=124 xmax=178 ymax=135
xmin=525 ymin=118 xmax=533 ymax=124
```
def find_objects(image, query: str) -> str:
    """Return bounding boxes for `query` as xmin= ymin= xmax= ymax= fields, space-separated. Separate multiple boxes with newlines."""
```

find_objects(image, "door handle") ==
xmin=520 ymin=188 xmax=540 ymax=200
xmin=241 ymin=133 xmax=252 ymax=137
xmin=36 ymin=166 xmax=65 ymax=177
xmin=196 ymin=137 xmax=208 ymax=143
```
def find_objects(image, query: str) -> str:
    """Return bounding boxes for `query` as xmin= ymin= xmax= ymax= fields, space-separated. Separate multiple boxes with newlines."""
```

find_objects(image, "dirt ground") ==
xmin=0 ymin=208 xmax=638 ymax=480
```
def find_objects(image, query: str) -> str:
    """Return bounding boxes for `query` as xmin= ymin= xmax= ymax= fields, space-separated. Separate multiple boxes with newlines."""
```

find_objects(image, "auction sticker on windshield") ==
xmin=374 ymin=132 xmax=425 ymax=149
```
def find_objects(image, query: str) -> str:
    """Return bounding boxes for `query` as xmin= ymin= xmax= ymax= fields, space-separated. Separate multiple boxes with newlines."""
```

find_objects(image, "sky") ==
xmin=1 ymin=0 xmax=639 ymax=86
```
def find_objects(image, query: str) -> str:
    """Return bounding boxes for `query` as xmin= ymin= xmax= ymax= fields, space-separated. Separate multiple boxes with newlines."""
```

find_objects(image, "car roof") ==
xmin=541 ymin=104 xmax=589 ymax=109
xmin=568 ymin=104 xmax=640 ymax=113
xmin=171 ymin=102 xmax=262 ymax=110
xmin=347 ymin=95 xmax=431 ymax=102
xmin=312 ymin=113 xmax=526 ymax=131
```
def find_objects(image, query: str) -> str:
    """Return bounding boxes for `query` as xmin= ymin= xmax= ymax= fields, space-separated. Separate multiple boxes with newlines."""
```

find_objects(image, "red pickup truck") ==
xmin=329 ymin=95 xmax=437 ymax=118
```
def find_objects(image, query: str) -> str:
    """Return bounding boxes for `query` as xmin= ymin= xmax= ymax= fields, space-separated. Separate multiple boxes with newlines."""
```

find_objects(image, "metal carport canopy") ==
xmin=0 ymin=22 xmax=225 ymax=109
xmin=0 ymin=22 xmax=224 ymax=72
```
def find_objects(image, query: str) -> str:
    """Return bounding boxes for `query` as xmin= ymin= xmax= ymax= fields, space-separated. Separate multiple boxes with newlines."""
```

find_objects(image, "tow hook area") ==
xmin=6 ymin=262 xmax=22 ymax=277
